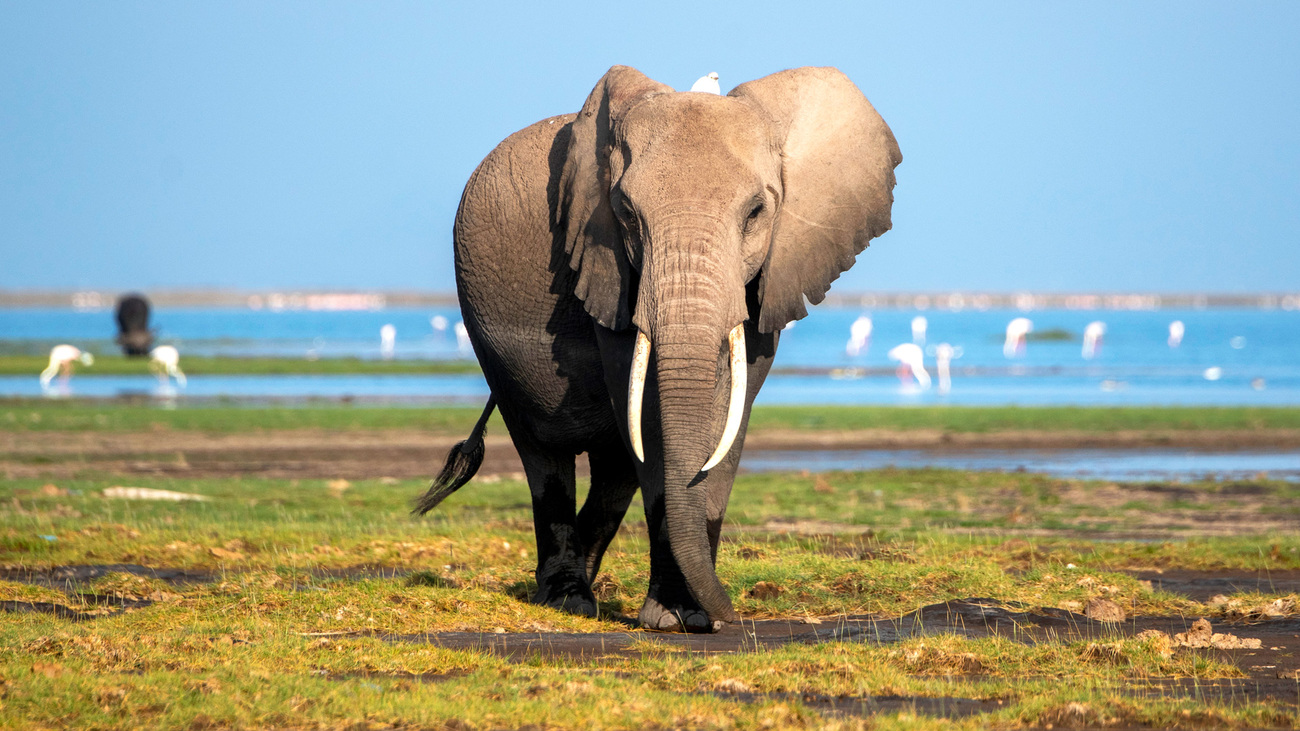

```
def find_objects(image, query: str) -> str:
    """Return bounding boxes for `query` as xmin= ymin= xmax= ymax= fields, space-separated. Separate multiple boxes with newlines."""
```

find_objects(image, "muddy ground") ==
xmin=4 ymin=562 xmax=1299 ymax=715
xmin=5 ymin=427 xmax=1300 ymax=481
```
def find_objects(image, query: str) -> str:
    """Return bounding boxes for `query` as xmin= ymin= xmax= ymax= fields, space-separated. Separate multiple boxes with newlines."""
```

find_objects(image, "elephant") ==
xmin=114 ymin=293 xmax=154 ymax=356
xmin=415 ymin=65 xmax=901 ymax=632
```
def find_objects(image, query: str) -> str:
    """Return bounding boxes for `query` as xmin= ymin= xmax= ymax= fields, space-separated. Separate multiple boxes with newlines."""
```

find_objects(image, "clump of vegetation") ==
xmin=1025 ymin=327 xmax=1075 ymax=341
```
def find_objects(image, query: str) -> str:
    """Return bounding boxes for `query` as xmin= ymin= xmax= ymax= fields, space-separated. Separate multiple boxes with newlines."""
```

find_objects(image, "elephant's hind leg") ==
xmin=518 ymin=445 xmax=597 ymax=617
xmin=577 ymin=447 xmax=640 ymax=584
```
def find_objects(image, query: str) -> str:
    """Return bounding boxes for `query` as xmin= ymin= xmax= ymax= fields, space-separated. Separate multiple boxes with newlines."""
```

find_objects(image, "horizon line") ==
xmin=2 ymin=289 xmax=1299 ymax=312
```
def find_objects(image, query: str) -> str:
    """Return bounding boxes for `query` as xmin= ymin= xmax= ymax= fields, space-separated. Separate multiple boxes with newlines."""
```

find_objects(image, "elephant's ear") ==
xmin=557 ymin=66 xmax=673 ymax=330
xmin=730 ymin=67 xmax=902 ymax=333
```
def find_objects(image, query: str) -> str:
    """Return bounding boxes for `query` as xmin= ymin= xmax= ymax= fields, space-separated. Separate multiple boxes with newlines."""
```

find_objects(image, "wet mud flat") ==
xmin=385 ymin=600 xmax=1300 ymax=713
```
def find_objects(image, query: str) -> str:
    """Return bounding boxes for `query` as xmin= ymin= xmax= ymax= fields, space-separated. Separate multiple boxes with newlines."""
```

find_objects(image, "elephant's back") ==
xmin=454 ymin=114 xmax=614 ymax=446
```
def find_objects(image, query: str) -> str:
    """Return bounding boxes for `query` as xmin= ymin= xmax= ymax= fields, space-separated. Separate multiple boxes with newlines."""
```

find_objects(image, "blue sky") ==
xmin=2 ymin=2 xmax=1297 ymax=294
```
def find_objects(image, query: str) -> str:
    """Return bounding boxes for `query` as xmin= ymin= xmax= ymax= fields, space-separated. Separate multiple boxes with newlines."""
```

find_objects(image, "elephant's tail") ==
xmin=412 ymin=395 xmax=496 ymax=516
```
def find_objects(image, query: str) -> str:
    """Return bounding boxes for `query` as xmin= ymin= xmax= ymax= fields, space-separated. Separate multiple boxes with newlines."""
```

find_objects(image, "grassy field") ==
xmin=5 ymin=399 xmax=1300 ymax=435
xmin=3 ymin=464 xmax=1299 ymax=729
xmin=0 ymin=353 xmax=480 ymax=376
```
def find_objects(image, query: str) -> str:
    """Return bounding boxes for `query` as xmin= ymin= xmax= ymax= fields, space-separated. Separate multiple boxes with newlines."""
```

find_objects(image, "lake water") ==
xmin=741 ymin=448 xmax=1300 ymax=483
xmin=3 ymin=306 xmax=1299 ymax=406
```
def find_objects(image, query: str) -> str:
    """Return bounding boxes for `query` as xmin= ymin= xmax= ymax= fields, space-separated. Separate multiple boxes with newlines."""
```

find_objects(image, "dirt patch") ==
xmin=0 ymin=563 xmax=422 ymax=591
xmin=1129 ymin=569 xmax=1300 ymax=602
xmin=0 ymin=600 xmax=114 ymax=621
xmin=712 ymin=689 xmax=1001 ymax=720
xmin=0 ymin=563 xmax=215 ymax=588
xmin=381 ymin=599 xmax=1300 ymax=705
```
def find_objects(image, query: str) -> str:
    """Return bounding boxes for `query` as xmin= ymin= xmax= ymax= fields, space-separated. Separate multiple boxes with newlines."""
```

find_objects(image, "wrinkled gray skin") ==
xmin=449 ymin=66 xmax=900 ymax=631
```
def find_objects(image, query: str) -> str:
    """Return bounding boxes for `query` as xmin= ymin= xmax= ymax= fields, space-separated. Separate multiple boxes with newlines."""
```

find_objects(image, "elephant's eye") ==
xmin=614 ymin=196 xmax=639 ymax=234
xmin=742 ymin=200 xmax=764 ymax=235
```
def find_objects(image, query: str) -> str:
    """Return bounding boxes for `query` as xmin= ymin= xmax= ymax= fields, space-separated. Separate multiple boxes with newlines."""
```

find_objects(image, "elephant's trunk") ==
xmin=653 ymin=322 xmax=740 ymax=623
xmin=629 ymin=221 xmax=750 ymax=623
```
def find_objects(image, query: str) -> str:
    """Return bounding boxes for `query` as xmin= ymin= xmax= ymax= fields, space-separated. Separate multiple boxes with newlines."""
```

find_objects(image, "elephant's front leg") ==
xmin=516 ymin=445 xmax=597 ymax=617
xmin=639 ymin=455 xmax=739 ymax=633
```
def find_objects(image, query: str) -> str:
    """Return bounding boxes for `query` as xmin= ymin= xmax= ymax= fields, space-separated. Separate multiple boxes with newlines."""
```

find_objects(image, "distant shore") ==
xmin=2 ymin=289 xmax=1299 ymax=310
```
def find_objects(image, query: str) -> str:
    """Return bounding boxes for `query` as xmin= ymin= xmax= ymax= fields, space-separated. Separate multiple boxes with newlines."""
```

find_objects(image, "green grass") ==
xmin=6 ymin=399 xmax=1300 ymax=434
xmin=0 ymin=353 xmax=480 ymax=376
xmin=2 ymin=469 xmax=1297 ymax=728
xmin=3 ymin=468 xmax=1298 ymax=729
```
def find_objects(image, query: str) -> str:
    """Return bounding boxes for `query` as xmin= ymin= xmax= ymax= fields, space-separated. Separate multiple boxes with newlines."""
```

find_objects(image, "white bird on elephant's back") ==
xmin=689 ymin=72 xmax=720 ymax=94
xmin=149 ymin=345 xmax=186 ymax=387
xmin=40 ymin=344 xmax=94 ymax=389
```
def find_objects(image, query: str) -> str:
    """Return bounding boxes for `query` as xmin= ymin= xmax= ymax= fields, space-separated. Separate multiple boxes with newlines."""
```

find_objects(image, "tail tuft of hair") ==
xmin=413 ymin=438 xmax=484 ymax=516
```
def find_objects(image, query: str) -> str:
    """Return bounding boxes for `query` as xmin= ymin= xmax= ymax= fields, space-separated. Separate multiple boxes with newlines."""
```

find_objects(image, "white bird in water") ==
xmin=845 ymin=315 xmax=872 ymax=356
xmin=149 ymin=345 xmax=187 ymax=387
xmin=689 ymin=71 xmax=721 ymax=94
xmin=1082 ymin=321 xmax=1106 ymax=360
xmin=911 ymin=315 xmax=928 ymax=346
xmin=454 ymin=321 xmax=473 ymax=357
xmin=430 ymin=315 xmax=448 ymax=333
xmin=931 ymin=343 xmax=962 ymax=394
xmin=887 ymin=343 xmax=931 ymax=391
xmin=380 ymin=324 xmax=396 ymax=360
xmin=40 ymin=345 xmax=93 ymax=389
xmin=1168 ymin=320 xmax=1185 ymax=348
xmin=1004 ymin=317 xmax=1033 ymax=358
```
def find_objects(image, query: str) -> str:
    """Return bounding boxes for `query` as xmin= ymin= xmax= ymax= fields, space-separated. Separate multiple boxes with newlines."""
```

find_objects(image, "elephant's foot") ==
xmin=532 ymin=571 xmax=597 ymax=618
xmin=638 ymin=595 xmax=722 ymax=633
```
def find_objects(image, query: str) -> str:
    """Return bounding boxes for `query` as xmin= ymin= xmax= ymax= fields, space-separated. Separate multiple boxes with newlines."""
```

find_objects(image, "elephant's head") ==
xmin=557 ymin=66 xmax=901 ymax=622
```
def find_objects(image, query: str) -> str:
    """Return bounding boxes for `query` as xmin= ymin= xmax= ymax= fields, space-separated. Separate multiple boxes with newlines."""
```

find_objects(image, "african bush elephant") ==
xmin=115 ymin=293 xmax=154 ymax=356
xmin=416 ymin=65 xmax=901 ymax=631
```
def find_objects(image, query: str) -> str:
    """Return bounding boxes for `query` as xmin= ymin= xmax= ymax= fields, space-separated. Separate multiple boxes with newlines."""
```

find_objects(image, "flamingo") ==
xmin=689 ymin=72 xmax=721 ymax=94
xmin=149 ymin=345 xmax=187 ymax=387
xmin=380 ymin=324 xmax=396 ymax=360
xmin=845 ymin=315 xmax=872 ymax=356
xmin=454 ymin=321 xmax=473 ymax=356
xmin=932 ymin=343 xmax=962 ymax=394
xmin=1168 ymin=320 xmax=1185 ymax=348
xmin=911 ymin=315 xmax=927 ymax=346
xmin=39 ymin=345 xmax=94 ymax=389
xmin=1082 ymin=321 xmax=1106 ymax=360
xmin=887 ymin=343 xmax=931 ymax=390
xmin=1004 ymin=317 xmax=1033 ymax=358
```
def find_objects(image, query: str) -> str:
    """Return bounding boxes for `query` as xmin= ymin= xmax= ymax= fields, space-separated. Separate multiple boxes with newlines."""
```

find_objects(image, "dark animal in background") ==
xmin=115 ymin=293 xmax=154 ymax=356
xmin=416 ymin=66 xmax=901 ymax=632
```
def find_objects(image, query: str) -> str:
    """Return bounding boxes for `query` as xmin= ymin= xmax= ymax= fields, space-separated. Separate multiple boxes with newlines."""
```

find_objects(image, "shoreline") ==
xmin=5 ymin=427 xmax=1299 ymax=482
xmin=6 ymin=426 xmax=1300 ymax=456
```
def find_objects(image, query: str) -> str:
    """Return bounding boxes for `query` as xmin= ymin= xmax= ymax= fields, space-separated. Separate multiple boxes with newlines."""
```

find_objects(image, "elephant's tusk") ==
xmin=627 ymin=330 xmax=651 ymax=462
xmin=702 ymin=323 xmax=747 ymax=472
